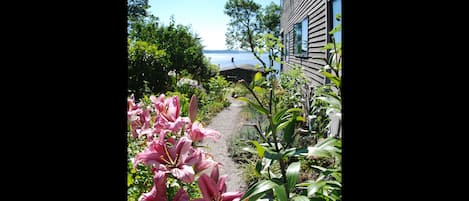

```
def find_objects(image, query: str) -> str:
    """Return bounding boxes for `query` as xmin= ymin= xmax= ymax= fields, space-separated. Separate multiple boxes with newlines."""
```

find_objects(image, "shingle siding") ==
xmin=281 ymin=0 xmax=328 ymax=88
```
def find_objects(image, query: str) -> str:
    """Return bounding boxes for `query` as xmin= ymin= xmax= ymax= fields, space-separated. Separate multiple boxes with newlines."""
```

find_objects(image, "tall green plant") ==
xmin=237 ymin=15 xmax=342 ymax=201
xmin=298 ymin=15 xmax=342 ymax=201
xmin=237 ymin=70 xmax=307 ymax=201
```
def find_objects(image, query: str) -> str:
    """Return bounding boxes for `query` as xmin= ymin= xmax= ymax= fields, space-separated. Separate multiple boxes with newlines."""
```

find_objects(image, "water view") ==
xmin=204 ymin=50 xmax=281 ymax=72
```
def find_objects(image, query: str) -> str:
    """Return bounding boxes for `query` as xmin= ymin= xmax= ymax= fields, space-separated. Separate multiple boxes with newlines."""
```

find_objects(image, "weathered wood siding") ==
xmin=281 ymin=0 xmax=328 ymax=88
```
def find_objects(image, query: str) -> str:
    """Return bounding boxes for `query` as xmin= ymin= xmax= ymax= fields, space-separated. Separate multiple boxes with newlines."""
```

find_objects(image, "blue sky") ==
xmin=148 ymin=0 xmax=279 ymax=50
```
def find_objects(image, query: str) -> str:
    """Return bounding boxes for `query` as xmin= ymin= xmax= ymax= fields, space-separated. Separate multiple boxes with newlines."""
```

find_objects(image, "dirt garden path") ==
xmin=200 ymin=96 xmax=248 ymax=192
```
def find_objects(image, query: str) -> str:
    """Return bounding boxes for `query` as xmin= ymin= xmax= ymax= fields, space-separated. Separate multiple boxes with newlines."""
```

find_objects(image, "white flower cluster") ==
xmin=177 ymin=77 xmax=198 ymax=87
xmin=168 ymin=70 xmax=177 ymax=77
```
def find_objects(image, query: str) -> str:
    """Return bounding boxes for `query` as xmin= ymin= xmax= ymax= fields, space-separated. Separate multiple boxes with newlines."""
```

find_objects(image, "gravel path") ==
xmin=200 ymin=97 xmax=247 ymax=192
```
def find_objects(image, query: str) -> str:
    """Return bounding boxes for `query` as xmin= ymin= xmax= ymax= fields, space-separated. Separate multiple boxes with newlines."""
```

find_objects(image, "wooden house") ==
xmin=219 ymin=64 xmax=266 ymax=84
xmin=280 ymin=0 xmax=341 ymax=88
xmin=280 ymin=0 xmax=342 ymax=137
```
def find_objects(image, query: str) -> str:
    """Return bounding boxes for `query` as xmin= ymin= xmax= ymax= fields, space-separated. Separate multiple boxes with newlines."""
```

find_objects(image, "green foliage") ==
xmin=293 ymin=17 xmax=342 ymax=201
xmin=241 ymin=180 xmax=278 ymax=201
xmin=224 ymin=0 xmax=281 ymax=69
xmin=127 ymin=134 xmax=154 ymax=201
xmin=206 ymin=75 xmax=231 ymax=102
xmin=237 ymin=69 xmax=305 ymax=200
xmin=307 ymin=85 xmax=333 ymax=141
xmin=233 ymin=18 xmax=342 ymax=199
xmin=286 ymin=161 xmax=301 ymax=192
xmin=128 ymin=5 xmax=214 ymax=100
xmin=279 ymin=65 xmax=308 ymax=109
xmin=297 ymin=137 xmax=341 ymax=201
xmin=128 ymin=0 xmax=149 ymax=21
xmin=128 ymin=39 xmax=171 ymax=99
xmin=153 ymin=22 xmax=212 ymax=82
xmin=254 ymin=33 xmax=284 ymax=70
xmin=232 ymin=82 xmax=249 ymax=98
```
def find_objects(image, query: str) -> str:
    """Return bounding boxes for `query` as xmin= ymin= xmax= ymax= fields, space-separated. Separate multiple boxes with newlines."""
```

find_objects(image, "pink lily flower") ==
xmin=127 ymin=94 xmax=141 ymax=118
xmin=185 ymin=148 xmax=218 ymax=174
xmin=138 ymin=171 xmax=167 ymax=201
xmin=188 ymin=122 xmax=221 ymax=143
xmin=163 ymin=95 xmax=180 ymax=122
xmin=138 ymin=171 xmax=190 ymax=201
xmin=150 ymin=94 xmax=166 ymax=114
xmin=194 ymin=164 xmax=244 ymax=201
xmin=153 ymin=95 xmax=188 ymax=135
xmin=134 ymin=136 xmax=195 ymax=183
xmin=136 ymin=106 xmax=155 ymax=139
xmin=128 ymin=95 xmax=144 ymax=138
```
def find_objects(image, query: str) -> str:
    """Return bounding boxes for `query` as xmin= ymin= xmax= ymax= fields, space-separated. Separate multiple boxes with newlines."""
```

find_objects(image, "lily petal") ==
xmin=189 ymin=95 xmax=198 ymax=122
xmin=172 ymin=188 xmax=190 ymax=201
xmin=221 ymin=192 xmax=244 ymax=201
xmin=198 ymin=174 xmax=219 ymax=200
xmin=171 ymin=165 xmax=195 ymax=183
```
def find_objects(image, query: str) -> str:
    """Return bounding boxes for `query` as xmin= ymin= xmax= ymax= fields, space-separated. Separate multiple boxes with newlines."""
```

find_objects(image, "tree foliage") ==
xmin=224 ymin=0 xmax=281 ymax=69
xmin=127 ymin=2 xmax=214 ymax=99
xmin=128 ymin=0 xmax=149 ymax=20
xmin=128 ymin=39 xmax=170 ymax=99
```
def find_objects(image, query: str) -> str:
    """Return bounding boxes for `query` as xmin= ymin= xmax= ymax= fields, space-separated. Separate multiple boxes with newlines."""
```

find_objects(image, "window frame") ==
xmin=293 ymin=16 xmax=309 ymax=58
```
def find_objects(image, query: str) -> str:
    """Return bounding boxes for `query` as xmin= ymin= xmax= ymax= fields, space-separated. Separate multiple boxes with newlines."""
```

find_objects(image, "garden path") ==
xmin=200 ymin=96 xmax=247 ymax=192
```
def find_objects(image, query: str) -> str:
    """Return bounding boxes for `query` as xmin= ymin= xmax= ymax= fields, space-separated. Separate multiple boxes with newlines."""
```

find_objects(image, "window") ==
xmin=293 ymin=17 xmax=308 ymax=57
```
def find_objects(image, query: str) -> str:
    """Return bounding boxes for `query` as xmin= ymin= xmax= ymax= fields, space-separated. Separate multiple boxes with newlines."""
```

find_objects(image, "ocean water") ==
xmin=204 ymin=50 xmax=281 ymax=72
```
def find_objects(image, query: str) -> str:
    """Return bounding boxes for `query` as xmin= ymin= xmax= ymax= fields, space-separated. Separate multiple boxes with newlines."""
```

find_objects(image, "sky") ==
xmin=148 ymin=0 xmax=279 ymax=50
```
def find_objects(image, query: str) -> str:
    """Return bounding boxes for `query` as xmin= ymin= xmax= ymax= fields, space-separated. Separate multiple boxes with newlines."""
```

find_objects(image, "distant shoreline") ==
xmin=203 ymin=49 xmax=249 ymax=54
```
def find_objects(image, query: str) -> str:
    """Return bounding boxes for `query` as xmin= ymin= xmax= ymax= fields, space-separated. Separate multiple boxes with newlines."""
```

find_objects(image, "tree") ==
xmin=128 ymin=39 xmax=170 ymax=100
xmin=128 ymin=0 xmax=149 ymax=20
xmin=128 ymin=4 xmax=214 ymax=99
xmin=153 ymin=19 xmax=211 ymax=82
xmin=224 ymin=0 xmax=281 ymax=70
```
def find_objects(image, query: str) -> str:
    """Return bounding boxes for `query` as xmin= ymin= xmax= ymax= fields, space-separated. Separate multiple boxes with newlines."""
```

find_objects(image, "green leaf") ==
xmin=331 ymin=172 xmax=342 ymax=183
xmin=273 ymin=108 xmax=289 ymax=125
xmin=253 ymin=86 xmax=265 ymax=94
xmin=255 ymin=160 xmax=263 ymax=175
xmin=127 ymin=174 xmax=133 ymax=187
xmin=241 ymin=180 xmax=278 ymax=201
xmin=285 ymin=108 xmax=303 ymax=114
xmin=264 ymin=149 xmax=282 ymax=160
xmin=283 ymin=147 xmax=308 ymax=157
xmin=242 ymin=146 xmax=257 ymax=154
xmin=303 ymin=137 xmax=341 ymax=159
xmin=296 ymin=116 xmax=305 ymax=122
xmin=237 ymin=97 xmax=269 ymax=115
xmin=329 ymin=24 xmax=342 ymax=35
xmin=251 ymin=140 xmax=266 ymax=158
xmin=277 ymin=119 xmax=292 ymax=131
xmin=321 ymin=43 xmax=335 ymax=50
xmin=286 ymin=161 xmax=301 ymax=192
xmin=282 ymin=113 xmax=297 ymax=144
xmin=335 ymin=14 xmax=341 ymax=21
xmin=254 ymin=72 xmax=263 ymax=82
xmin=273 ymin=184 xmax=288 ymax=201
xmin=292 ymin=195 xmax=310 ymax=201
xmin=303 ymin=147 xmax=332 ymax=158
xmin=307 ymin=181 xmax=327 ymax=197
xmin=321 ymin=71 xmax=340 ymax=87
